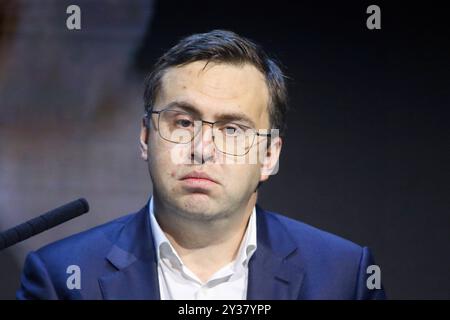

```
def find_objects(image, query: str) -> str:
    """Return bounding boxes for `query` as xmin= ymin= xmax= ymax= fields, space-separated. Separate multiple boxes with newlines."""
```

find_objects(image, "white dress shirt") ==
xmin=148 ymin=197 xmax=257 ymax=300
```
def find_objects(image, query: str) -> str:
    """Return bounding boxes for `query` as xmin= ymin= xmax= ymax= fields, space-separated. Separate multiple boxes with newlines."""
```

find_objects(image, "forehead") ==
xmin=156 ymin=61 xmax=270 ymax=125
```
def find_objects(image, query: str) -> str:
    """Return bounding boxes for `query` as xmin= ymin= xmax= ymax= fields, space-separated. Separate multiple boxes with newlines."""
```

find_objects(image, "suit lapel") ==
xmin=247 ymin=205 xmax=305 ymax=300
xmin=99 ymin=203 xmax=161 ymax=300
xmin=98 ymin=203 xmax=305 ymax=300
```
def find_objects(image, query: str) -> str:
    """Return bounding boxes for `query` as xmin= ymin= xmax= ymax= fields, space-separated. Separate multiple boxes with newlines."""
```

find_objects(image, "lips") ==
xmin=180 ymin=171 xmax=218 ymax=184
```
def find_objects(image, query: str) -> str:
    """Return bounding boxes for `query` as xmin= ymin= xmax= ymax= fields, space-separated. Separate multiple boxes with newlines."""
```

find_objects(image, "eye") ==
xmin=175 ymin=119 xmax=193 ymax=128
xmin=222 ymin=125 xmax=244 ymax=136
xmin=225 ymin=127 xmax=236 ymax=134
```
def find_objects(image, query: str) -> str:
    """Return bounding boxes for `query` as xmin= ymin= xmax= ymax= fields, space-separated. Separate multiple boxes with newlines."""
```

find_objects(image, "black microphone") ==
xmin=0 ymin=198 xmax=89 ymax=251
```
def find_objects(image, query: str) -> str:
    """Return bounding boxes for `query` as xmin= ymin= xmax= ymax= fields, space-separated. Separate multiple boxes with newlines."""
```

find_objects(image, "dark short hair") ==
xmin=143 ymin=30 xmax=288 ymax=136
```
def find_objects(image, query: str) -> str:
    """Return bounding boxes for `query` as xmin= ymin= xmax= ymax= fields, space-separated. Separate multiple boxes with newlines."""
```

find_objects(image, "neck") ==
xmin=153 ymin=193 xmax=257 ymax=281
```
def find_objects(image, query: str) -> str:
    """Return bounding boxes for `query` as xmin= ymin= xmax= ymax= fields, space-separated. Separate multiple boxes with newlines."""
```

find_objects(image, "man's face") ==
xmin=140 ymin=61 xmax=281 ymax=220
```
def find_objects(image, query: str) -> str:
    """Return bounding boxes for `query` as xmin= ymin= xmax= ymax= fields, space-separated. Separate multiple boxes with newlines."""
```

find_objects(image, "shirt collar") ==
xmin=148 ymin=197 xmax=257 ymax=271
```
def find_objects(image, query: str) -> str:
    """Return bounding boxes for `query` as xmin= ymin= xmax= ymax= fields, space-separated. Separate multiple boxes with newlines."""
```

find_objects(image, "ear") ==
xmin=259 ymin=136 xmax=282 ymax=183
xmin=140 ymin=117 xmax=149 ymax=161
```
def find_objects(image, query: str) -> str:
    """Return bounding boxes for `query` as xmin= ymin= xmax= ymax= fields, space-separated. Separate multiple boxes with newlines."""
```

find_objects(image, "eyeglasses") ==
xmin=145 ymin=108 xmax=271 ymax=156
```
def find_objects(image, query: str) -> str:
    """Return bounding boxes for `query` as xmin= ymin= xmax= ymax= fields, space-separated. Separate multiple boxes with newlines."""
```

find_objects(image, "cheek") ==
xmin=148 ymin=142 xmax=177 ymax=180
xmin=222 ymin=163 xmax=260 ymax=188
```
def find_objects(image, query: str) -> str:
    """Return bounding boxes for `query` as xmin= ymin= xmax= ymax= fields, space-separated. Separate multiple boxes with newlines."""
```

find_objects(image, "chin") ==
xmin=176 ymin=196 xmax=229 ymax=221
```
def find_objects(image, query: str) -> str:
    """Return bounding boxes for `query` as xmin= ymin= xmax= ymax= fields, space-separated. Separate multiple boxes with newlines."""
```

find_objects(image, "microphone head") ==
xmin=0 ymin=198 xmax=91 ymax=251
xmin=76 ymin=198 xmax=89 ymax=214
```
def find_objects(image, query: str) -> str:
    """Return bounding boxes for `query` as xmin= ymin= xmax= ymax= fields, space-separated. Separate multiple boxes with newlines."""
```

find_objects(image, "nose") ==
xmin=191 ymin=121 xmax=216 ymax=164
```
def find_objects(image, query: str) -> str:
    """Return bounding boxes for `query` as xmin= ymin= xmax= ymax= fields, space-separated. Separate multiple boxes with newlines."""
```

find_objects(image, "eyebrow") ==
xmin=162 ymin=101 xmax=257 ymax=128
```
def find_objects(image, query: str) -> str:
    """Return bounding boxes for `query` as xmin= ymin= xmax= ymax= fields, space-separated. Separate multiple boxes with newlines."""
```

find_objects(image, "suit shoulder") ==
xmin=260 ymin=209 xmax=382 ymax=299
xmin=265 ymin=210 xmax=363 ymax=255
xmin=34 ymin=212 xmax=135 ymax=261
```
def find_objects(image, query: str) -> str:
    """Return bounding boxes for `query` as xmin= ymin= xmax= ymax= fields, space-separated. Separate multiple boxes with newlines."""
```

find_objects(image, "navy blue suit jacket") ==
xmin=17 ymin=204 xmax=385 ymax=299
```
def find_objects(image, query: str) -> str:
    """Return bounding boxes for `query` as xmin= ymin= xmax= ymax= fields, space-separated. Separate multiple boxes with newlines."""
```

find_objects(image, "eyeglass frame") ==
xmin=144 ymin=106 xmax=272 ymax=156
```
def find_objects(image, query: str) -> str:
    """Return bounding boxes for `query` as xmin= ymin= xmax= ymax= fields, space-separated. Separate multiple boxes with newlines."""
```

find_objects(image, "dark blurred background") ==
xmin=0 ymin=0 xmax=449 ymax=299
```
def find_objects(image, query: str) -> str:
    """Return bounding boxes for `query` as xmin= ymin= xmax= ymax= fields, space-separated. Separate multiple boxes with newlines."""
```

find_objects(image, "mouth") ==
xmin=180 ymin=171 xmax=219 ymax=189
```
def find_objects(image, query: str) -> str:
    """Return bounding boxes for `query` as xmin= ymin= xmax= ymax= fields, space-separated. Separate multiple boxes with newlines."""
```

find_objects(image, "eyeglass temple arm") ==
xmin=143 ymin=110 xmax=162 ymax=127
xmin=145 ymin=110 xmax=161 ymax=116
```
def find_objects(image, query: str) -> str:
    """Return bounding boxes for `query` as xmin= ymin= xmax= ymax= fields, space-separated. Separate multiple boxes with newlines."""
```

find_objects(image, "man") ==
xmin=17 ymin=30 xmax=385 ymax=299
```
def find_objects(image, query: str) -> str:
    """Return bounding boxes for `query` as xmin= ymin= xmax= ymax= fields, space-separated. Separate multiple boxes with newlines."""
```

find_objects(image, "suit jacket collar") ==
xmin=99 ymin=202 xmax=304 ymax=300
xmin=246 ymin=204 xmax=305 ymax=299
xmin=99 ymin=202 xmax=160 ymax=299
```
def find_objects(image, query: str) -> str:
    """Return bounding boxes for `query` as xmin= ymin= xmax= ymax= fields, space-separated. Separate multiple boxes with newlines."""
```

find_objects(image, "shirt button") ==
xmin=197 ymin=287 xmax=208 ymax=299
